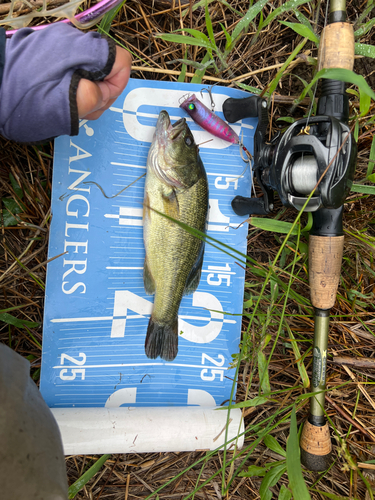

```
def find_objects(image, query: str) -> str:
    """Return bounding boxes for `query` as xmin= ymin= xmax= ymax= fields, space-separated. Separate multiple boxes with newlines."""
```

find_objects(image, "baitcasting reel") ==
xmin=223 ymin=79 xmax=357 ymax=218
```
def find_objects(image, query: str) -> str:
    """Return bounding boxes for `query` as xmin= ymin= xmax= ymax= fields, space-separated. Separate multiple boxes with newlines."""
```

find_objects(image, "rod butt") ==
xmin=300 ymin=420 xmax=332 ymax=471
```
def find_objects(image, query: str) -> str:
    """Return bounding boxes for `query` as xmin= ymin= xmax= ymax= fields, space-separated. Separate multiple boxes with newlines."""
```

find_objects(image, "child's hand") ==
xmin=77 ymin=46 xmax=131 ymax=120
xmin=0 ymin=24 xmax=132 ymax=143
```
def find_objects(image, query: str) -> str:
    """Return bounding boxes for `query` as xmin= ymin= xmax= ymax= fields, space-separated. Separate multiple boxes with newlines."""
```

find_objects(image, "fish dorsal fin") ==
xmin=183 ymin=240 xmax=205 ymax=296
xmin=143 ymin=258 xmax=155 ymax=295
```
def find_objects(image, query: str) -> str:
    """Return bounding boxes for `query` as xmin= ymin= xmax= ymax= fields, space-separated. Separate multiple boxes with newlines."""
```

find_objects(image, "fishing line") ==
xmin=196 ymin=139 xmax=214 ymax=147
xmin=299 ymin=1 xmax=330 ymax=166
xmin=232 ymin=159 xmax=251 ymax=183
xmin=305 ymin=0 xmax=330 ymax=129
xmin=83 ymin=173 xmax=146 ymax=199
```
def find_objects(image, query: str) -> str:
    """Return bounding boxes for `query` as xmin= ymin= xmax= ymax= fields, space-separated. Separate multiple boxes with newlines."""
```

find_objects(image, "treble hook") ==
xmin=239 ymin=142 xmax=254 ymax=166
xmin=200 ymin=87 xmax=215 ymax=112
xmin=238 ymin=131 xmax=252 ymax=164
xmin=179 ymin=93 xmax=192 ymax=105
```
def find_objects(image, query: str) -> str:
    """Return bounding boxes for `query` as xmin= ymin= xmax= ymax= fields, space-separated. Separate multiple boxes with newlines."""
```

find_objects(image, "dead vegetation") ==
xmin=1 ymin=0 xmax=375 ymax=499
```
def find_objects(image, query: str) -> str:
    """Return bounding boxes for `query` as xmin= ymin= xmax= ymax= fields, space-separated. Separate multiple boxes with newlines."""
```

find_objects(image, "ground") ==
xmin=1 ymin=0 xmax=375 ymax=499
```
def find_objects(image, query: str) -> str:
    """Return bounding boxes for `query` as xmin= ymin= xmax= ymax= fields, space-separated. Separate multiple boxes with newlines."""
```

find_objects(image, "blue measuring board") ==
xmin=40 ymin=80 xmax=256 ymax=409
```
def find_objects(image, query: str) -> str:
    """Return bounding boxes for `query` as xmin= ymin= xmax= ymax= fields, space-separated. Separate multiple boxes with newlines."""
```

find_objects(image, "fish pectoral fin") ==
xmin=162 ymin=189 xmax=180 ymax=219
xmin=143 ymin=258 xmax=156 ymax=295
xmin=143 ymin=192 xmax=151 ymax=218
xmin=183 ymin=240 xmax=205 ymax=296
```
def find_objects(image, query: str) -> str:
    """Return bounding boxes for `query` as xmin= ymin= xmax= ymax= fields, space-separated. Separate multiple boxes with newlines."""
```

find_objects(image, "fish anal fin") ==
xmin=143 ymin=258 xmax=155 ymax=295
xmin=183 ymin=240 xmax=204 ymax=296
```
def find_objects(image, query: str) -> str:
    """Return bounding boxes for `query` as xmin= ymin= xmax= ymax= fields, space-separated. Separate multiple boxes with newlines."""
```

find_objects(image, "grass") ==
xmin=1 ymin=0 xmax=375 ymax=499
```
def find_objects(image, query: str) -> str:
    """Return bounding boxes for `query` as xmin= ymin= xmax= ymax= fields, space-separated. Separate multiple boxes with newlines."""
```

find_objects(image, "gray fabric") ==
xmin=0 ymin=28 xmax=5 ymax=88
xmin=0 ymin=23 xmax=116 ymax=143
xmin=0 ymin=343 xmax=68 ymax=500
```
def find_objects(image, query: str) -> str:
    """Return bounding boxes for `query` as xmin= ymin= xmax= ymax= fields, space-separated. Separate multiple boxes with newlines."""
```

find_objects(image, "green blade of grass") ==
xmin=239 ymin=465 xmax=268 ymax=478
xmin=286 ymin=407 xmax=311 ymax=499
xmin=178 ymin=28 xmax=211 ymax=44
xmin=355 ymin=43 xmax=375 ymax=59
xmin=68 ymin=454 xmax=111 ymax=499
xmin=0 ymin=312 xmax=39 ymax=329
xmin=294 ymin=10 xmax=314 ymax=34
xmin=263 ymin=435 xmax=287 ymax=458
xmin=296 ymin=68 xmax=375 ymax=104
xmin=157 ymin=33 xmax=212 ymax=50
xmin=367 ymin=134 xmax=375 ymax=178
xmin=23 ymin=326 xmax=42 ymax=350
xmin=267 ymin=38 xmax=307 ymax=96
xmin=279 ymin=21 xmax=319 ymax=44
xmin=191 ymin=52 xmax=212 ymax=83
xmin=351 ymin=183 xmax=375 ymax=195
xmin=97 ymin=0 xmax=126 ymax=34
xmin=0 ymin=305 xmax=31 ymax=314
xmin=229 ymin=0 xmax=268 ymax=46
xmin=2 ymin=198 xmax=24 ymax=226
xmin=258 ymin=348 xmax=271 ymax=394
xmin=311 ymin=491 xmax=355 ymax=500
xmin=217 ymin=395 xmax=272 ymax=409
xmin=354 ymin=18 xmax=375 ymax=38
xmin=9 ymin=172 xmax=23 ymax=199
xmin=236 ymin=82 xmax=263 ymax=94
xmin=263 ymin=0 xmax=310 ymax=28
xmin=174 ymin=59 xmax=213 ymax=71
xmin=177 ymin=49 xmax=188 ymax=83
xmin=3 ymin=246 xmax=45 ymax=290
xmin=249 ymin=217 xmax=302 ymax=235
xmin=278 ymin=484 xmax=292 ymax=500
xmin=205 ymin=0 xmax=215 ymax=47
xmin=259 ymin=463 xmax=287 ymax=500
xmin=284 ymin=322 xmax=310 ymax=388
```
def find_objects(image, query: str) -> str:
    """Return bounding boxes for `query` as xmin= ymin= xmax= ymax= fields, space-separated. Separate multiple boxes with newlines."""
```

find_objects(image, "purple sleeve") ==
xmin=0 ymin=24 xmax=116 ymax=143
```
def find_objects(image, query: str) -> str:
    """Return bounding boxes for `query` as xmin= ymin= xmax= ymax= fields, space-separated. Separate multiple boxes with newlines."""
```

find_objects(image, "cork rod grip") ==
xmin=309 ymin=235 xmax=344 ymax=310
xmin=300 ymin=421 xmax=332 ymax=471
xmin=318 ymin=22 xmax=355 ymax=71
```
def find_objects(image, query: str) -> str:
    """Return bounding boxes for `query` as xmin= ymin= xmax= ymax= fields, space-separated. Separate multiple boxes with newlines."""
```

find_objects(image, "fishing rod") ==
xmin=2 ymin=0 xmax=123 ymax=37
xmin=222 ymin=0 xmax=356 ymax=471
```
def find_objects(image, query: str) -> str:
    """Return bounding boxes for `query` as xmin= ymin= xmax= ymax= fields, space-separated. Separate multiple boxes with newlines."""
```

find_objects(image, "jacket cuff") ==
xmin=69 ymin=37 xmax=117 ymax=136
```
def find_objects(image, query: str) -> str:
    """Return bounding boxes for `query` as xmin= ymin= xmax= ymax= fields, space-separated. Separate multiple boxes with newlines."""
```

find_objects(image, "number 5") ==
xmin=200 ymin=368 xmax=224 ymax=382
xmin=59 ymin=368 xmax=85 ymax=381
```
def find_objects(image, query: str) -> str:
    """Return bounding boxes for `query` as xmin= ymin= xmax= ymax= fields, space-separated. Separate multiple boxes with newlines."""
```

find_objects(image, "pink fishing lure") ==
xmin=180 ymin=94 xmax=240 ymax=145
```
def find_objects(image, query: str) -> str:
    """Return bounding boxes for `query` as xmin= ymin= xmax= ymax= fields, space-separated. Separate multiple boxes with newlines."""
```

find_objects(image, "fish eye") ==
xmin=188 ymin=103 xmax=195 ymax=111
xmin=185 ymin=136 xmax=193 ymax=146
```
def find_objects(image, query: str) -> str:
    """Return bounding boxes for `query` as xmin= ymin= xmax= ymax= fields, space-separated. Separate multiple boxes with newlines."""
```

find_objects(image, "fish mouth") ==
xmin=156 ymin=111 xmax=187 ymax=142
xmin=168 ymin=118 xmax=187 ymax=141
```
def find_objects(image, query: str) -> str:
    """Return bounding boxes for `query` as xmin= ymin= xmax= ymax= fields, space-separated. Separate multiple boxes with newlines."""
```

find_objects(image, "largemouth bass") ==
xmin=143 ymin=110 xmax=209 ymax=361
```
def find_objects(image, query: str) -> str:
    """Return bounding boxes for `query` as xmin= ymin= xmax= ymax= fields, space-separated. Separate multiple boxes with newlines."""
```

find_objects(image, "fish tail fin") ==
xmin=145 ymin=317 xmax=178 ymax=362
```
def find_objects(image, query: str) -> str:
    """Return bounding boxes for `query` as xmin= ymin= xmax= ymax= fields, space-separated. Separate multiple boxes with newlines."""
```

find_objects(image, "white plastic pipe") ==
xmin=51 ymin=406 xmax=244 ymax=455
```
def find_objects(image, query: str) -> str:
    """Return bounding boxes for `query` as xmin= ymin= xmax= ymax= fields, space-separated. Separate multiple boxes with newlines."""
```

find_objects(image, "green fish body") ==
xmin=143 ymin=110 xmax=209 ymax=361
